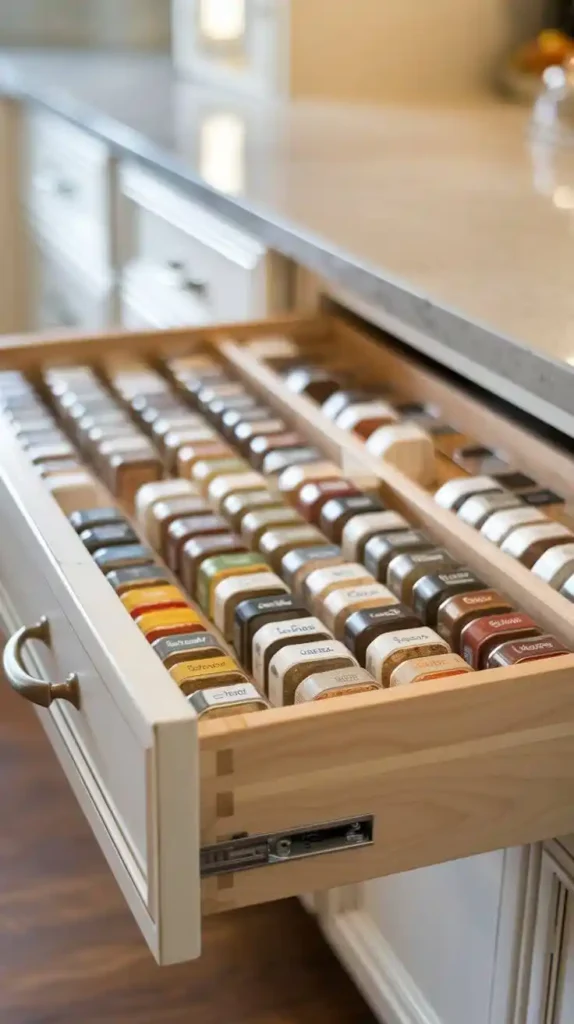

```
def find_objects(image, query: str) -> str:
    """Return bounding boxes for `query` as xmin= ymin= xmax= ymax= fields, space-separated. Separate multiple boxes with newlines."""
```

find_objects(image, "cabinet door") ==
xmin=528 ymin=843 xmax=574 ymax=1024
xmin=318 ymin=848 xmax=533 ymax=1024
xmin=24 ymin=108 xmax=112 ymax=277
xmin=171 ymin=0 xmax=285 ymax=96
xmin=554 ymin=897 xmax=574 ymax=1022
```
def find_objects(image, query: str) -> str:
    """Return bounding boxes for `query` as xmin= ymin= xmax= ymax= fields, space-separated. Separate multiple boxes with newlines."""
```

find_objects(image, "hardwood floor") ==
xmin=0 ymin=679 xmax=376 ymax=1024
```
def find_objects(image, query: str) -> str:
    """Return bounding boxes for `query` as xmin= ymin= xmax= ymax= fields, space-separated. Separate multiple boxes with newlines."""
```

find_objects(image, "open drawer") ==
xmin=1 ymin=314 xmax=574 ymax=967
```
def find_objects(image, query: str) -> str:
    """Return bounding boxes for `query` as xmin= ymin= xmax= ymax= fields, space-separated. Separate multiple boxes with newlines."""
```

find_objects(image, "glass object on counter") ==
xmin=530 ymin=57 xmax=574 ymax=215
xmin=532 ymin=60 xmax=574 ymax=140
xmin=502 ymin=29 xmax=574 ymax=102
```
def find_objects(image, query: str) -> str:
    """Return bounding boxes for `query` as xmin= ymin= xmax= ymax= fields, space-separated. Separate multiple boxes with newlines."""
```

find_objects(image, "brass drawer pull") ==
xmin=2 ymin=616 xmax=80 ymax=709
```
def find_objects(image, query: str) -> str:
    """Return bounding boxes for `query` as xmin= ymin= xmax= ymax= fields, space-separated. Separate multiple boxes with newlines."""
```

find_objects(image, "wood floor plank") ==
xmin=0 ymin=679 xmax=376 ymax=1024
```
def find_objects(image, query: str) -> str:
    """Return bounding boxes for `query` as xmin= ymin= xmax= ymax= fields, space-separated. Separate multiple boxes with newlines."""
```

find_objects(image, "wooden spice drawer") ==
xmin=1 ymin=314 xmax=574 ymax=967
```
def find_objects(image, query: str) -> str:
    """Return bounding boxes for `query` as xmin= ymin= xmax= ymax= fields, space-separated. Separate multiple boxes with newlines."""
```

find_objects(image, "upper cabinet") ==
xmin=172 ymin=0 xmax=547 ymax=102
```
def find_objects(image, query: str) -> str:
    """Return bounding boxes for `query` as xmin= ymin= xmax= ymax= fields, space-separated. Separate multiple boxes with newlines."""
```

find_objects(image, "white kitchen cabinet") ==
xmin=20 ymin=107 xmax=117 ymax=332
xmin=27 ymin=228 xmax=115 ymax=332
xmin=319 ymin=847 xmax=539 ymax=1024
xmin=118 ymin=161 xmax=289 ymax=328
xmin=554 ymin=896 xmax=574 ymax=1023
xmin=23 ymin=107 xmax=114 ymax=279
xmin=526 ymin=840 xmax=574 ymax=1024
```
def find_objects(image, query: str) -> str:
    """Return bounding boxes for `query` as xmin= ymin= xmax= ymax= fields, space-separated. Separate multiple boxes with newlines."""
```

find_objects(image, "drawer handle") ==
xmin=166 ymin=260 xmax=208 ymax=297
xmin=55 ymin=179 xmax=76 ymax=199
xmin=36 ymin=175 xmax=77 ymax=199
xmin=3 ymin=616 xmax=80 ymax=709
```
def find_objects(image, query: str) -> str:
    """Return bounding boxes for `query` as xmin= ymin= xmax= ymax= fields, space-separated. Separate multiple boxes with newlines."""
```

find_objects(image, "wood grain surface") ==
xmin=0 ymin=678 xmax=375 ymax=1024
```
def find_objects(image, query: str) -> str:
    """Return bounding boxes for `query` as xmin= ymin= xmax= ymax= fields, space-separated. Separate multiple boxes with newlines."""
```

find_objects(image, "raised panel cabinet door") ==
xmin=318 ymin=847 xmax=531 ymax=1024
xmin=554 ymin=893 xmax=574 ymax=1023
xmin=525 ymin=844 xmax=574 ymax=1024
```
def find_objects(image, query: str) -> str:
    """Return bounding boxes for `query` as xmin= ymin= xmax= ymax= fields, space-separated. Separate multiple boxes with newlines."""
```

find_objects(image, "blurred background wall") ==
xmin=0 ymin=0 xmax=171 ymax=49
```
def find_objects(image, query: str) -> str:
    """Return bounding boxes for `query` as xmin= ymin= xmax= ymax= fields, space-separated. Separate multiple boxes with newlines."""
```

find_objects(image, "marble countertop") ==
xmin=1 ymin=49 xmax=573 ymax=436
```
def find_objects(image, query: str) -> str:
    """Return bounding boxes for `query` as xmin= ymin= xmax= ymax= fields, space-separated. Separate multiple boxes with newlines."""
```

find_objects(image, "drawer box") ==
xmin=24 ymin=108 xmax=112 ymax=274
xmin=1 ymin=314 xmax=574 ymax=967
xmin=118 ymin=163 xmax=288 ymax=328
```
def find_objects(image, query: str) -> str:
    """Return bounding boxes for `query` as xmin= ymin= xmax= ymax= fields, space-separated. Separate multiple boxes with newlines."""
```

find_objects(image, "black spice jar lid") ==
xmin=344 ymin=603 xmax=422 ymax=666
xmin=411 ymin=568 xmax=485 ymax=627
xmin=69 ymin=507 xmax=126 ymax=532
xmin=280 ymin=544 xmax=343 ymax=591
xmin=233 ymin=594 xmax=308 ymax=670
xmin=79 ymin=522 xmax=139 ymax=553
xmin=319 ymin=494 xmax=384 ymax=543
xmin=363 ymin=529 xmax=433 ymax=581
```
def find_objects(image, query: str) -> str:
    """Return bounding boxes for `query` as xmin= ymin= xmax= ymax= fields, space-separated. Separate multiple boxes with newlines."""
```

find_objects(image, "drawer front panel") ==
xmin=199 ymin=656 xmax=574 ymax=915
xmin=0 ymin=545 xmax=148 ymax=871
xmin=120 ymin=261 xmax=212 ymax=329
xmin=0 ymin=429 xmax=200 ymax=965
xmin=119 ymin=164 xmax=271 ymax=325
xmin=28 ymin=231 xmax=114 ymax=332
xmin=25 ymin=109 xmax=111 ymax=271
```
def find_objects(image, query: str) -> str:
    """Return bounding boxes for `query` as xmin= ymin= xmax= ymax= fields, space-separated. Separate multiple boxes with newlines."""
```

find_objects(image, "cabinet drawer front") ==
xmin=119 ymin=164 xmax=272 ymax=325
xmin=1 ymin=315 xmax=574 ymax=966
xmin=28 ymin=231 xmax=114 ymax=332
xmin=120 ymin=262 xmax=211 ymax=329
xmin=0 ymin=429 xmax=199 ymax=965
xmin=25 ymin=109 xmax=111 ymax=271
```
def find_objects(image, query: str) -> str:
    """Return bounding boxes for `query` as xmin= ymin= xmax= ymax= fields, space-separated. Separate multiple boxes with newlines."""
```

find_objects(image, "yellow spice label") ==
xmin=121 ymin=585 xmax=188 ymax=614
xmin=136 ymin=607 xmax=204 ymax=634
xmin=170 ymin=656 xmax=239 ymax=686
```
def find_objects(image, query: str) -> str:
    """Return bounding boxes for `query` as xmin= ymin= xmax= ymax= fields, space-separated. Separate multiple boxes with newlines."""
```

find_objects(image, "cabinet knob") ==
xmin=166 ymin=260 xmax=207 ymax=297
xmin=55 ymin=179 xmax=77 ymax=198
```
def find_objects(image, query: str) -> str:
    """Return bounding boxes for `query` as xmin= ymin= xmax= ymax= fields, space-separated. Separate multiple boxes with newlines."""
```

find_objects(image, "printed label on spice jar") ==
xmin=252 ymin=616 xmax=330 ymax=688
xmin=365 ymin=626 xmax=449 ymax=685
xmin=267 ymin=640 xmax=356 ymax=707
xmin=294 ymin=666 xmax=380 ymax=702
xmin=195 ymin=682 xmax=263 ymax=706
xmin=487 ymin=634 xmax=570 ymax=667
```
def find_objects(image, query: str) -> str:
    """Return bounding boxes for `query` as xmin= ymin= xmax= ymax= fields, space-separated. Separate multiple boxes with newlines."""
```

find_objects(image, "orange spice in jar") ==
xmin=389 ymin=653 xmax=473 ymax=686
xmin=294 ymin=666 xmax=381 ymax=701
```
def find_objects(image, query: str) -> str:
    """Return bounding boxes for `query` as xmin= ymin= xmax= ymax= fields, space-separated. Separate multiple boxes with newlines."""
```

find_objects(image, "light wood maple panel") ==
xmin=199 ymin=654 xmax=574 ymax=914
